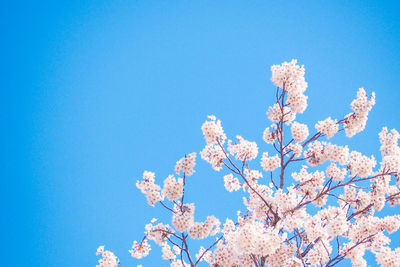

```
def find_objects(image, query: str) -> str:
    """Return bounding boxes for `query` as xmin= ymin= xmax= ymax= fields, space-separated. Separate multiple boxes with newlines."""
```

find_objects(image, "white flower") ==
xmin=224 ymin=174 xmax=241 ymax=192
xmin=96 ymin=246 xmax=119 ymax=267
xmin=129 ymin=240 xmax=151 ymax=259
xmin=261 ymin=152 xmax=280 ymax=171
xmin=136 ymin=171 xmax=163 ymax=206
xmin=263 ymin=127 xmax=277 ymax=144
xmin=162 ymin=175 xmax=184 ymax=201
xmin=227 ymin=136 xmax=258 ymax=161
xmin=344 ymin=88 xmax=375 ymax=137
xmin=172 ymin=203 xmax=195 ymax=232
xmin=315 ymin=117 xmax=338 ymax=139
xmin=175 ymin=152 xmax=196 ymax=176
xmin=291 ymin=122 xmax=309 ymax=143
xmin=201 ymin=115 xmax=226 ymax=145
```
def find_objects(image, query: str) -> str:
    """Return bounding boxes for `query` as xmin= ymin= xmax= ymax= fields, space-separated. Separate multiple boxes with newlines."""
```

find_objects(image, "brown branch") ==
xmin=324 ymin=233 xmax=377 ymax=267
xmin=347 ymin=203 xmax=373 ymax=221
xmin=217 ymin=140 xmax=280 ymax=224
xmin=180 ymin=172 xmax=187 ymax=208
xmin=194 ymin=236 xmax=224 ymax=266
xmin=150 ymin=229 xmax=183 ymax=241
xmin=160 ymin=201 xmax=175 ymax=213
xmin=279 ymin=89 xmax=286 ymax=189
xmin=301 ymin=237 xmax=320 ymax=257
xmin=181 ymin=233 xmax=195 ymax=266
xmin=270 ymin=171 xmax=278 ymax=190
xmin=290 ymin=171 xmax=396 ymax=214
xmin=387 ymin=191 xmax=400 ymax=201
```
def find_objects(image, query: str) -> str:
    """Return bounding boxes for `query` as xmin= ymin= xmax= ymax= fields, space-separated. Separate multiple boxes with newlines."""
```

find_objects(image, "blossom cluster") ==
xmin=227 ymin=136 xmax=258 ymax=162
xmin=291 ymin=121 xmax=309 ymax=143
xmin=344 ymin=88 xmax=376 ymax=138
xmin=129 ymin=240 xmax=151 ymax=259
xmin=95 ymin=246 xmax=120 ymax=267
xmin=223 ymin=174 xmax=241 ymax=192
xmin=175 ymin=152 xmax=197 ymax=177
xmin=315 ymin=117 xmax=338 ymax=139
xmin=172 ymin=203 xmax=196 ymax=232
xmin=271 ymin=59 xmax=308 ymax=114
xmin=136 ymin=171 xmax=163 ymax=206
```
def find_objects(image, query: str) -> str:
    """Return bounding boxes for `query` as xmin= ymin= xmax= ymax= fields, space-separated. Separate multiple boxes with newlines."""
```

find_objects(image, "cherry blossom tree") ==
xmin=96 ymin=60 xmax=400 ymax=267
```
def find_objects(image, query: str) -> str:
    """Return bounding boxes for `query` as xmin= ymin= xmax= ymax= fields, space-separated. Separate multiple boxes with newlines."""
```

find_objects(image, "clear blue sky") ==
xmin=2 ymin=1 xmax=400 ymax=266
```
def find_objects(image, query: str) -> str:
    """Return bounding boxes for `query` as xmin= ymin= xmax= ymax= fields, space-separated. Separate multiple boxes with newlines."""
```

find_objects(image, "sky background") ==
xmin=2 ymin=0 xmax=400 ymax=266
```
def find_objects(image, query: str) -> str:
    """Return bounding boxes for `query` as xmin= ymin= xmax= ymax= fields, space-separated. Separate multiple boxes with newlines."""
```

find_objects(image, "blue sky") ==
xmin=2 ymin=1 xmax=400 ymax=266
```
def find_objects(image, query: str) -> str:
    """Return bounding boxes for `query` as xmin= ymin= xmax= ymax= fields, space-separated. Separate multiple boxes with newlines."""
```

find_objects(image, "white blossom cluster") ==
xmin=170 ymin=259 xmax=191 ymax=266
xmin=99 ymin=60 xmax=400 ymax=267
xmin=375 ymin=247 xmax=400 ymax=267
xmin=201 ymin=115 xmax=226 ymax=145
xmin=161 ymin=245 xmax=177 ymax=260
xmin=172 ymin=203 xmax=196 ymax=232
xmin=197 ymin=218 xmax=288 ymax=266
xmin=348 ymin=151 xmax=377 ymax=178
xmin=223 ymin=174 xmax=241 ymax=192
xmin=228 ymin=136 xmax=259 ymax=161
xmin=344 ymin=88 xmax=376 ymax=137
xmin=263 ymin=127 xmax=276 ymax=144
xmin=96 ymin=246 xmax=120 ymax=267
xmin=326 ymin=162 xmax=347 ymax=181
xmin=315 ymin=117 xmax=339 ymax=139
xmin=129 ymin=239 xmax=151 ymax=259
xmin=303 ymin=141 xmax=350 ymax=166
xmin=267 ymin=103 xmax=296 ymax=125
xmin=379 ymin=127 xmax=400 ymax=177
xmin=260 ymin=152 xmax=280 ymax=171
xmin=291 ymin=121 xmax=309 ymax=143
xmin=287 ymin=143 xmax=303 ymax=158
xmin=200 ymin=116 xmax=227 ymax=171
xmin=188 ymin=216 xmax=220 ymax=240
xmin=144 ymin=221 xmax=173 ymax=246
xmin=271 ymin=59 xmax=308 ymax=114
xmin=175 ymin=152 xmax=197 ymax=176
xmin=136 ymin=171 xmax=163 ymax=206
xmin=162 ymin=175 xmax=184 ymax=201
xmin=200 ymin=142 xmax=225 ymax=171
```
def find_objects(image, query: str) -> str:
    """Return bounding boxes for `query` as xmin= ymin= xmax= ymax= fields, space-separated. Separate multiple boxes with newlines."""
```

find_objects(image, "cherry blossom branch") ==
xmin=165 ymin=236 xmax=182 ymax=249
xmin=294 ymin=228 xmax=306 ymax=266
xmin=301 ymin=237 xmax=320 ymax=257
xmin=150 ymin=229 xmax=183 ymax=241
xmin=291 ymin=171 xmax=396 ymax=214
xmin=278 ymin=87 xmax=286 ymax=189
xmin=270 ymin=171 xmax=278 ymax=189
xmin=181 ymin=233 xmax=195 ymax=266
xmin=321 ymin=239 xmax=332 ymax=261
xmin=250 ymin=254 xmax=260 ymax=267
xmin=261 ymin=256 xmax=267 ymax=267
xmin=217 ymin=139 xmax=241 ymax=174
xmin=347 ymin=203 xmax=373 ymax=221
xmin=217 ymin=140 xmax=280 ymax=222
xmin=387 ymin=191 xmax=400 ymax=202
xmin=159 ymin=201 xmax=175 ymax=213
xmin=180 ymin=238 xmax=185 ymax=266
xmin=181 ymin=172 xmax=187 ymax=206
xmin=324 ymin=233 xmax=378 ymax=267
xmin=194 ymin=235 xmax=224 ymax=266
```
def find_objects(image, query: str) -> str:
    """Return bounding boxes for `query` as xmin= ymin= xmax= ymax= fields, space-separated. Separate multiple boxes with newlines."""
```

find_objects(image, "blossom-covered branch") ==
xmin=97 ymin=60 xmax=400 ymax=267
